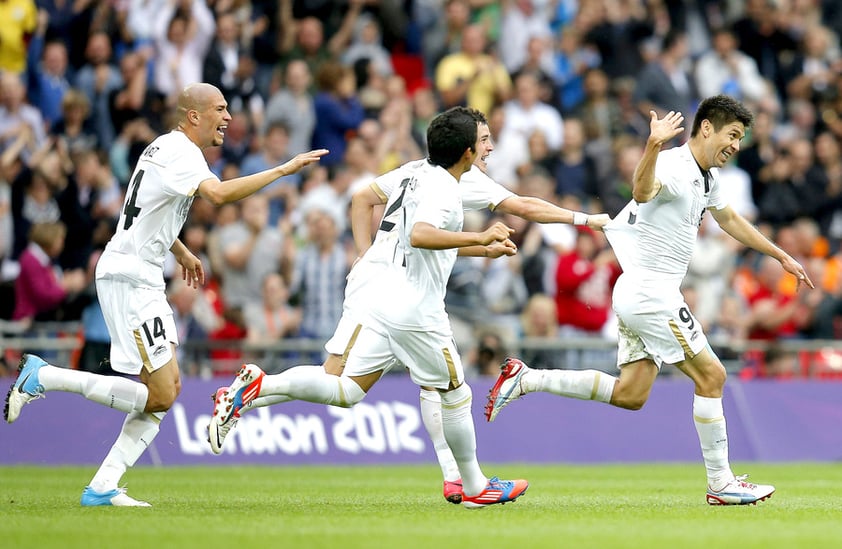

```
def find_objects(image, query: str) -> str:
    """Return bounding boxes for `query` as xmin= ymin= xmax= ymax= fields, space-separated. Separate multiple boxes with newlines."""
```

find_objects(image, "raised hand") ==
xmin=648 ymin=110 xmax=685 ymax=146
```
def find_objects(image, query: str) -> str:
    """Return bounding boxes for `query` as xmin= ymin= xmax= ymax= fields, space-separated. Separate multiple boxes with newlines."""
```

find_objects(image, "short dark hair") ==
xmin=426 ymin=107 xmax=483 ymax=168
xmin=691 ymin=95 xmax=754 ymax=137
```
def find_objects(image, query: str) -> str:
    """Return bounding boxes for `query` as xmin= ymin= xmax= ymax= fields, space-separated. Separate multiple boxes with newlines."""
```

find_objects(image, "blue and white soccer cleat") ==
xmin=4 ymin=353 xmax=48 ymax=424
xmin=484 ymin=357 xmax=530 ymax=422
xmin=461 ymin=477 xmax=529 ymax=509
xmin=207 ymin=364 xmax=264 ymax=455
xmin=706 ymin=475 xmax=775 ymax=505
xmin=81 ymin=486 xmax=151 ymax=507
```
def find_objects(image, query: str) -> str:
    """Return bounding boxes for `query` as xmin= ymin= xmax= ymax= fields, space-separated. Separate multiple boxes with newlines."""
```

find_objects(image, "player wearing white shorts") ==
xmin=207 ymin=112 xmax=610 ymax=504
xmin=485 ymin=95 xmax=814 ymax=506
xmin=4 ymin=83 xmax=328 ymax=506
xmin=210 ymin=107 xmax=530 ymax=508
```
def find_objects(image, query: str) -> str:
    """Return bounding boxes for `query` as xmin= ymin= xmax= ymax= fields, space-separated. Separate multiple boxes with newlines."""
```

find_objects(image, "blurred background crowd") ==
xmin=1 ymin=0 xmax=842 ymax=380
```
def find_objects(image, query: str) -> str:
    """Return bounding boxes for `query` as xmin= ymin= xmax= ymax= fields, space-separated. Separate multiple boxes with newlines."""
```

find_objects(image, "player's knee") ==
xmin=145 ymin=384 xmax=179 ymax=412
xmin=611 ymin=389 xmax=649 ymax=411
xmin=695 ymin=365 xmax=727 ymax=396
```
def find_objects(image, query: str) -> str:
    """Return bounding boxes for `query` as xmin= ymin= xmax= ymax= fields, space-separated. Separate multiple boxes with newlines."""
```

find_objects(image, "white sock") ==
xmin=522 ymin=368 xmax=616 ymax=403
xmin=419 ymin=388 xmax=460 ymax=483
xmin=439 ymin=384 xmax=486 ymax=496
xmin=89 ymin=411 xmax=165 ymax=492
xmin=38 ymin=365 xmax=148 ymax=413
xmin=259 ymin=365 xmax=365 ymax=408
xmin=693 ymin=394 xmax=734 ymax=491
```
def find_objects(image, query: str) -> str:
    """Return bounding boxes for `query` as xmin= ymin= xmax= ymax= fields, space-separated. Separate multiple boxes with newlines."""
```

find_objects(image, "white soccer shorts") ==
xmin=96 ymin=277 xmax=179 ymax=374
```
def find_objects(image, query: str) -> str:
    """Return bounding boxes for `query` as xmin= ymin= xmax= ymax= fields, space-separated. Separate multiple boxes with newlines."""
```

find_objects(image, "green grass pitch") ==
xmin=1 ymin=463 xmax=841 ymax=548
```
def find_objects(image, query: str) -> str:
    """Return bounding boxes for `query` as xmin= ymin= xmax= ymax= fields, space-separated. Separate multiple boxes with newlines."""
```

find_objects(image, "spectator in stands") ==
xmin=12 ymin=221 xmax=87 ymax=322
xmin=277 ymin=9 xmax=360 ymax=82
xmin=219 ymin=110 xmax=253 ymax=168
xmin=73 ymin=32 xmax=123 ymax=149
xmin=782 ymin=23 xmax=842 ymax=103
xmin=244 ymin=271 xmax=300 ymax=344
xmin=731 ymin=0 xmax=798 ymax=97
xmin=744 ymin=255 xmax=809 ymax=341
xmin=410 ymin=86 xmax=438 ymax=150
xmin=554 ymin=117 xmax=596 ymax=200
xmin=240 ymin=122 xmax=300 ymax=225
xmin=575 ymin=67 xmax=624 ymax=143
xmin=0 ymin=0 xmax=36 ymax=74
xmin=203 ymin=11 xmax=263 ymax=119
xmin=590 ymin=135 xmax=642 ymax=217
xmin=0 ymin=72 xmax=47 ymax=162
xmin=341 ymin=12 xmax=394 ymax=78
xmin=633 ymin=30 xmax=698 ymax=124
xmin=152 ymin=0 xmax=215 ymax=103
xmin=52 ymin=89 xmax=99 ymax=156
xmin=581 ymin=0 xmax=654 ymax=80
xmin=310 ymin=61 xmax=365 ymax=168
xmin=108 ymin=50 xmax=161 ymax=139
xmin=498 ymin=0 xmax=553 ymax=75
xmin=289 ymin=205 xmax=350 ymax=346
xmin=518 ymin=293 xmax=563 ymax=370
xmin=217 ymin=193 xmax=285 ymax=309
xmin=555 ymin=226 xmax=621 ymax=335
xmin=8 ymin=143 xmax=63 ymax=260
xmin=435 ymin=23 xmax=512 ymax=114
xmin=500 ymin=71 xmax=565 ymax=159
xmin=263 ymin=59 xmax=315 ymax=156
xmin=371 ymin=97 xmax=423 ymax=174
xmin=512 ymin=35 xmax=557 ymax=106
xmin=813 ymin=131 xmax=842 ymax=244
xmin=419 ymin=0 xmax=471 ymax=79
xmin=26 ymin=37 xmax=71 ymax=128
xmin=466 ymin=330 xmax=508 ymax=378
xmin=694 ymin=27 xmax=769 ymax=104
xmin=552 ymin=26 xmax=602 ymax=116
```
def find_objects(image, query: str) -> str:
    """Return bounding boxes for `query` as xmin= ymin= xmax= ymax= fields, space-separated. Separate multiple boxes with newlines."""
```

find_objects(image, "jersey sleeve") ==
xmin=163 ymin=147 xmax=217 ymax=198
xmin=654 ymin=152 xmax=682 ymax=200
xmin=460 ymin=168 xmax=514 ymax=211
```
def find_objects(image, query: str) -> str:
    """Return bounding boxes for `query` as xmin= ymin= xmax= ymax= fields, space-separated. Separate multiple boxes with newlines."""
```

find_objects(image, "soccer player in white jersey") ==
xmin=4 ymin=83 xmax=328 ymax=506
xmin=210 ymin=107 xmax=529 ymax=508
xmin=486 ymin=95 xmax=815 ymax=505
xmin=207 ymin=111 xmax=609 ymax=504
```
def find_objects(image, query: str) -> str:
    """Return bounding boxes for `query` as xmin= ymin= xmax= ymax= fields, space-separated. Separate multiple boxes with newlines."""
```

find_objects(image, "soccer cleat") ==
xmin=461 ymin=477 xmax=529 ymax=509
xmin=706 ymin=475 xmax=775 ymax=505
xmin=484 ymin=357 xmax=530 ymax=422
xmin=207 ymin=364 xmax=264 ymax=455
xmin=5 ymin=354 xmax=48 ymax=424
xmin=81 ymin=486 xmax=151 ymax=507
xmin=207 ymin=386 xmax=237 ymax=455
xmin=443 ymin=479 xmax=463 ymax=504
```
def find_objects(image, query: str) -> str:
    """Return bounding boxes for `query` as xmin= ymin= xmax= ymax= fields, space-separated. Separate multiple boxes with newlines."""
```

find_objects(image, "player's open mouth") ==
xmin=217 ymin=125 xmax=227 ymax=137
xmin=719 ymin=150 xmax=731 ymax=162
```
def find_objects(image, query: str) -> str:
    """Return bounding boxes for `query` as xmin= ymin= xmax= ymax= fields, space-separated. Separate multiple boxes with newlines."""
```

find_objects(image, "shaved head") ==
xmin=177 ymin=83 xmax=224 ymax=122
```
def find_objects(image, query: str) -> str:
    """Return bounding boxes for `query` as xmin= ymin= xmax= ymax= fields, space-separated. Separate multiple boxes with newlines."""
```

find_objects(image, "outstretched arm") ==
xmin=711 ymin=205 xmax=815 ymax=290
xmin=198 ymin=149 xmax=328 ymax=206
xmin=495 ymin=195 xmax=610 ymax=231
xmin=410 ymin=221 xmax=514 ymax=250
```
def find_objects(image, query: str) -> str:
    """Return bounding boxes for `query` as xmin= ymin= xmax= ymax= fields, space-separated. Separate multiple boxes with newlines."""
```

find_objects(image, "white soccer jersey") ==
xmin=604 ymin=144 xmax=727 ymax=282
xmin=368 ymin=162 xmax=463 ymax=330
xmin=96 ymin=131 xmax=216 ymax=288
xmin=362 ymin=162 xmax=513 ymax=268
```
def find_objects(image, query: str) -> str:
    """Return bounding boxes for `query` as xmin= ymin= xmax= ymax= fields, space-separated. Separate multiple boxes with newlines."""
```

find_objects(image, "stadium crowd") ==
xmin=2 ymin=0 xmax=842 ymax=379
